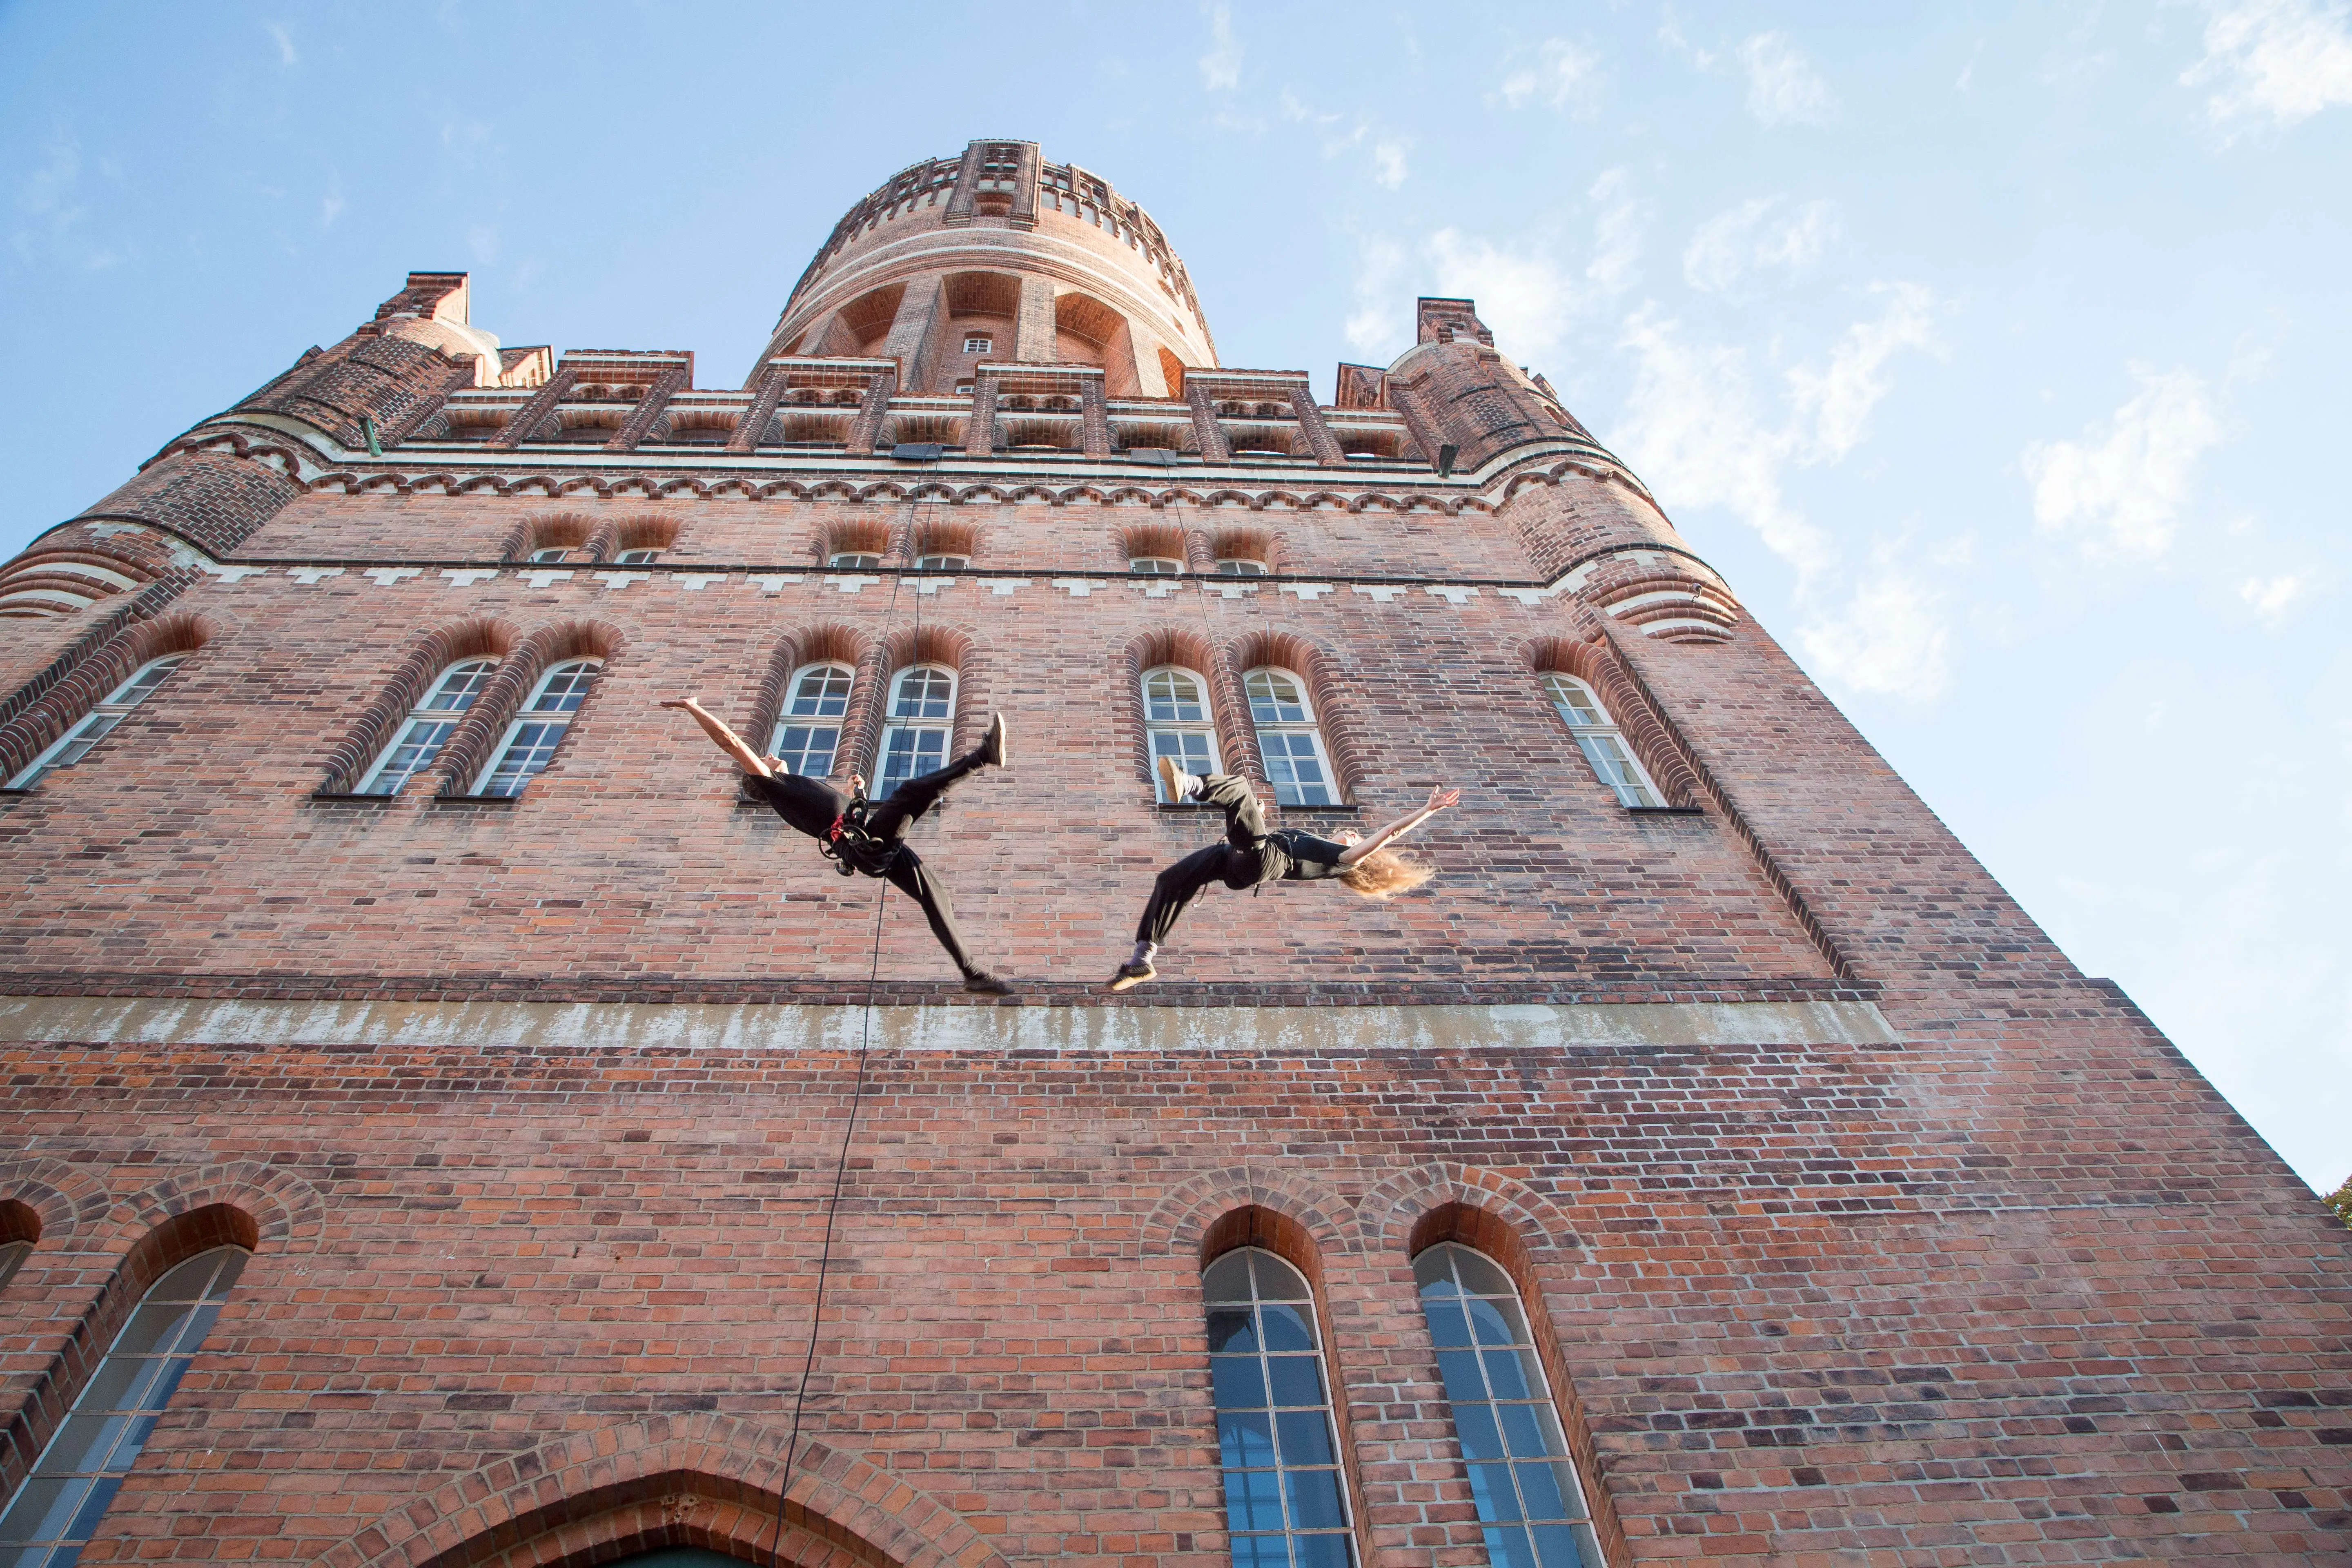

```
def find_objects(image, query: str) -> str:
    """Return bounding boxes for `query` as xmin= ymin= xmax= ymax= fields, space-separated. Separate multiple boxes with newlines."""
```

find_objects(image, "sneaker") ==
xmin=1156 ymin=754 xmax=1192 ymax=802
xmin=1105 ymin=961 xmax=1157 ymax=993
xmin=962 ymin=970 xmax=1014 ymax=995
xmin=980 ymin=711 xmax=1010 ymax=768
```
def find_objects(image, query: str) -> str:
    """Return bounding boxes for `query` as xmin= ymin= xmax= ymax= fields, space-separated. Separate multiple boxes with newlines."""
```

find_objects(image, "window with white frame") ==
xmin=1143 ymin=666 xmax=1217 ymax=800
xmin=471 ymin=658 xmax=601 ymax=797
xmin=356 ymin=657 xmax=497 ymax=796
xmin=768 ymin=662 xmax=853 ymax=778
xmin=829 ymin=551 xmax=882 ymax=571
xmin=1203 ymin=1247 xmax=1358 ymax=1568
xmin=1540 ymin=673 xmax=1661 ymax=808
xmin=877 ymin=663 xmax=956 ymax=797
xmin=529 ymin=546 xmax=571 ymax=563
xmin=1245 ymin=667 xmax=1336 ymax=806
xmin=1414 ymin=1243 xmax=1604 ymax=1568
xmin=1215 ymin=557 xmax=1269 ymax=577
xmin=915 ymin=553 xmax=968 ymax=571
xmin=613 ymin=548 xmax=661 ymax=565
xmin=1130 ymin=556 xmax=1185 ymax=575
xmin=962 ymin=335 xmax=993 ymax=354
xmin=7 ymin=653 xmax=187 ymax=790
xmin=0 ymin=1245 xmax=249 ymax=1558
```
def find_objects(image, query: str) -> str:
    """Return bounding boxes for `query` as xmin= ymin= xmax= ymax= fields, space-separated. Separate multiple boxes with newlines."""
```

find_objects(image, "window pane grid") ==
xmin=359 ymin=659 xmax=493 ymax=796
xmin=1144 ymin=668 xmax=1217 ymax=801
xmin=472 ymin=659 xmax=599 ymax=798
xmin=1541 ymin=674 xmax=1662 ymax=809
xmin=8 ymin=654 xmax=187 ymax=789
xmin=0 ymin=1247 xmax=247 ymax=1557
xmin=1205 ymin=1249 xmax=1358 ymax=1568
xmin=878 ymin=666 xmax=956 ymax=797
xmin=1415 ymin=1244 xmax=1601 ymax=1568
xmin=769 ymin=664 xmax=853 ymax=778
xmin=1245 ymin=670 xmax=1336 ymax=807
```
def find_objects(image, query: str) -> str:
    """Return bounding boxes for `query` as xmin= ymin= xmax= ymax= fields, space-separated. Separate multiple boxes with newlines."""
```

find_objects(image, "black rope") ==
xmin=763 ymin=514 xmax=920 ymax=1567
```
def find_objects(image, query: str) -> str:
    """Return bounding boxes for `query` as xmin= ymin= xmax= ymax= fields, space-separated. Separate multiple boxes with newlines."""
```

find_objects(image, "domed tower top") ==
xmin=759 ymin=140 xmax=1216 ymax=398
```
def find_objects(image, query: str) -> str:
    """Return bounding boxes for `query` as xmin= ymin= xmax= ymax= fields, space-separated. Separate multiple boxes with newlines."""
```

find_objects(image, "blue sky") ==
xmin=4 ymin=3 xmax=2347 ymax=1185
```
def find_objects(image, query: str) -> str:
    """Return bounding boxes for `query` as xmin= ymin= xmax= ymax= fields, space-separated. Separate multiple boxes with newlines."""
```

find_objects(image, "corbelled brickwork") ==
xmin=0 ymin=145 xmax=2343 ymax=1568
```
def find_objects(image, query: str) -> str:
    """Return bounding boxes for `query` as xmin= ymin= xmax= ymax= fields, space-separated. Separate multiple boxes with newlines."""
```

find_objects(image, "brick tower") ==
xmin=0 ymin=140 xmax=2343 ymax=1566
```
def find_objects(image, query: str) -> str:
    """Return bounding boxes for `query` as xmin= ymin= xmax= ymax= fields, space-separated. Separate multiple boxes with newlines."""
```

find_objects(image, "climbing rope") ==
xmin=764 ymin=495 xmax=928 ymax=1566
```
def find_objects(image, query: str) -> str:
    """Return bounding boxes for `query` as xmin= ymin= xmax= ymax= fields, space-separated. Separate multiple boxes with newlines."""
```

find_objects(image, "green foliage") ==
xmin=2328 ymin=1176 xmax=2352 ymax=1229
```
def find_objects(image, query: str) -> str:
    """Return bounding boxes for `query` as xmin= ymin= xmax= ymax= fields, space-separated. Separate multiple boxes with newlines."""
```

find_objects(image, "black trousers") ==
xmin=1136 ymin=773 xmax=1281 ymax=947
xmin=759 ymin=752 xmax=985 ymax=975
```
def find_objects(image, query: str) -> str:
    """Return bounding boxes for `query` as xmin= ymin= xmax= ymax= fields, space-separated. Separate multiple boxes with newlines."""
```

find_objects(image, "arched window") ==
xmin=1414 ymin=1243 xmax=1602 ymax=1568
xmin=1245 ymin=668 xmax=1336 ymax=807
xmin=613 ymin=548 xmax=662 ymax=565
xmin=915 ymin=552 xmax=968 ymax=571
xmin=0 ymin=1245 xmax=249 ymax=1556
xmin=1143 ymin=667 xmax=1218 ymax=799
xmin=528 ymin=546 xmax=572 ymax=564
xmin=1130 ymin=555 xmax=1185 ymax=575
xmin=829 ymin=551 xmax=882 ymax=571
xmin=1203 ymin=1247 xmax=1357 ymax=1568
xmin=472 ymin=658 xmax=600 ymax=797
xmin=1215 ymin=557 xmax=1269 ymax=577
xmin=877 ymin=664 xmax=956 ymax=797
xmin=768 ymin=663 xmax=853 ymax=778
xmin=356 ymin=657 xmax=497 ymax=797
xmin=7 ymin=653 xmax=188 ymax=790
xmin=1539 ymin=674 xmax=1661 ymax=808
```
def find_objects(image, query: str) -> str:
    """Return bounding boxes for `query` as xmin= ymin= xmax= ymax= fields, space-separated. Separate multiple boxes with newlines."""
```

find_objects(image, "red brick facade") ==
xmin=0 ymin=143 xmax=2343 ymax=1565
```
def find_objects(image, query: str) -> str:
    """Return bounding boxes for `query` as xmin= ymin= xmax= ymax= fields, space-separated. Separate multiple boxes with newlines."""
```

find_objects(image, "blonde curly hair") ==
xmin=1338 ymin=848 xmax=1435 ymax=899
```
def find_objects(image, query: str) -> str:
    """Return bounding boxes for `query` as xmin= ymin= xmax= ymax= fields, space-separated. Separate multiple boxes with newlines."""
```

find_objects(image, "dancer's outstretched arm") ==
xmin=661 ymin=697 xmax=773 ymax=779
xmin=1336 ymin=784 xmax=1460 ymax=866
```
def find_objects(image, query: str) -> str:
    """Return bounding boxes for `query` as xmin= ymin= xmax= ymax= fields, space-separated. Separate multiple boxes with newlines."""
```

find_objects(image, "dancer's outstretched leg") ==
xmin=865 ymin=711 xmax=1009 ymax=840
xmin=1109 ymin=759 xmax=1268 ymax=992
xmin=883 ymin=849 xmax=1009 ymax=993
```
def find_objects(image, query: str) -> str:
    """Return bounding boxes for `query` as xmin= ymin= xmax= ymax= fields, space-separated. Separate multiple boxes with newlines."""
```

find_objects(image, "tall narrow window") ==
xmin=1203 ymin=1247 xmax=1357 ymax=1568
xmin=0 ymin=1246 xmax=249 ymax=1558
xmin=1245 ymin=668 xmax=1336 ymax=807
xmin=472 ymin=658 xmax=600 ymax=797
xmin=356 ymin=657 xmax=496 ymax=796
xmin=877 ymin=664 xmax=956 ymax=797
xmin=8 ymin=654 xmax=188 ymax=790
xmin=1415 ymin=1243 xmax=1603 ymax=1568
xmin=768 ymin=663 xmax=853 ymax=778
xmin=1143 ymin=666 xmax=1217 ymax=800
xmin=1539 ymin=674 xmax=1661 ymax=808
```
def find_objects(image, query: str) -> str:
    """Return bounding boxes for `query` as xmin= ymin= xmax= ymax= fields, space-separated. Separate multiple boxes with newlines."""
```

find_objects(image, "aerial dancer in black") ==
xmin=1107 ymin=756 xmax=1460 ymax=991
xmin=664 ymin=696 xmax=1015 ymax=994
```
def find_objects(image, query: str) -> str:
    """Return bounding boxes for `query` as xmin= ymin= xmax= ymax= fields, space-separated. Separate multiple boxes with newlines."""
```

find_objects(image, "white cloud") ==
xmin=1586 ymin=169 xmax=1646 ymax=293
xmin=321 ymin=190 xmax=344 ymax=227
xmin=1738 ymin=32 xmax=1837 ymax=125
xmin=2241 ymin=573 xmax=2309 ymax=620
xmin=1615 ymin=306 xmax=1833 ymax=579
xmin=1199 ymin=3 xmax=1242 ymax=92
xmin=1372 ymin=138 xmax=1408 ymax=188
xmin=2183 ymin=0 xmax=2352 ymax=132
xmin=2022 ymin=368 xmax=2223 ymax=558
xmin=1344 ymin=236 xmax=1408 ymax=357
xmin=1426 ymin=229 xmax=1578 ymax=357
xmin=1497 ymin=39 xmax=1603 ymax=116
xmin=1799 ymin=565 xmax=1951 ymax=700
xmin=266 ymin=21 xmax=298 ymax=67
xmin=1682 ymin=196 xmax=1838 ymax=294
xmin=1788 ymin=282 xmax=1946 ymax=461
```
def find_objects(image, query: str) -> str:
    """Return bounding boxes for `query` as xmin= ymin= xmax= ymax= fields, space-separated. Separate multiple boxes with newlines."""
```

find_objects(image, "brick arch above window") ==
xmin=869 ymin=622 xmax=988 ymax=768
xmin=1223 ymin=628 xmax=1366 ymax=806
xmin=1210 ymin=523 xmax=1282 ymax=575
xmin=1523 ymin=633 xmax=1700 ymax=808
xmin=427 ymin=620 xmax=623 ymax=797
xmin=588 ymin=511 xmax=682 ymax=563
xmin=318 ymin=617 xmax=517 ymax=795
xmin=1116 ymin=518 xmax=1192 ymax=573
xmin=744 ymin=623 xmax=875 ymax=789
xmin=0 ymin=608 xmax=214 ymax=785
xmin=820 ymin=514 xmax=893 ymax=569
xmin=501 ymin=510 xmax=597 ymax=563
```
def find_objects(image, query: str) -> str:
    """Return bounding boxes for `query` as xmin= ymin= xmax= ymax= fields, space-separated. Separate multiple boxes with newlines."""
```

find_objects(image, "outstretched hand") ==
xmin=660 ymin=697 xmax=702 ymax=712
xmin=1424 ymin=784 xmax=1461 ymax=814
